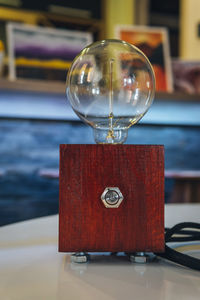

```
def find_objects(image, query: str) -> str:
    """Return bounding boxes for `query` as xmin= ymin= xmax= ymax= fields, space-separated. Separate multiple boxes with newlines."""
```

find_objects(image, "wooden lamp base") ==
xmin=59 ymin=144 xmax=164 ymax=253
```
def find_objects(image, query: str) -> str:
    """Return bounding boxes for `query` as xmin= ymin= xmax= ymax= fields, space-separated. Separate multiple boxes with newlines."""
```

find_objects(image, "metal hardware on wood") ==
xmin=101 ymin=187 xmax=123 ymax=208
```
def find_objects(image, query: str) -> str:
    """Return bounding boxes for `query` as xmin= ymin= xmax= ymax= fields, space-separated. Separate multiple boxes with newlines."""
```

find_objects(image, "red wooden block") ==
xmin=59 ymin=144 xmax=164 ymax=253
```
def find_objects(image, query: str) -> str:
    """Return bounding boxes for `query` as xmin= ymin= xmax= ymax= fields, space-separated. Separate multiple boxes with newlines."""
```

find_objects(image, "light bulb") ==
xmin=66 ymin=39 xmax=155 ymax=144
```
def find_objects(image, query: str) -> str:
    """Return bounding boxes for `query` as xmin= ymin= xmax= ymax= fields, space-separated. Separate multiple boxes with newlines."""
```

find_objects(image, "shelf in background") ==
xmin=0 ymin=78 xmax=200 ymax=126
xmin=0 ymin=78 xmax=66 ymax=94
xmin=1 ymin=78 xmax=200 ymax=101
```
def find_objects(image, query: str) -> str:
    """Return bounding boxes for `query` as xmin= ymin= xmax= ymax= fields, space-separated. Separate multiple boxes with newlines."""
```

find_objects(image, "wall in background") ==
xmin=180 ymin=0 xmax=200 ymax=59
xmin=103 ymin=0 xmax=135 ymax=38
xmin=0 ymin=119 xmax=200 ymax=226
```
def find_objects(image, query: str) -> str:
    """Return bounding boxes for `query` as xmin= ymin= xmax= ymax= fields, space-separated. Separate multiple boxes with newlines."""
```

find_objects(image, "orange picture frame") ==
xmin=115 ymin=25 xmax=173 ymax=92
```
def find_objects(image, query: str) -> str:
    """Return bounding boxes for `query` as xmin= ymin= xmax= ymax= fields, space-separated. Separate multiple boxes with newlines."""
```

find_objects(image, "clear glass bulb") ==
xmin=66 ymin=39 xmax=155 ymax=144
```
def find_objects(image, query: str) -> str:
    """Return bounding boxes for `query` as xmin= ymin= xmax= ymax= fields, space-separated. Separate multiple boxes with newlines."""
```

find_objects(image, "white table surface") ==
xmin=0 ymin=204 xmax=200 ymax=300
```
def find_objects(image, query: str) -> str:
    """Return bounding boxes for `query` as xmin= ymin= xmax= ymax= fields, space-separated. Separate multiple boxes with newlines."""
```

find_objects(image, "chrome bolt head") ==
xmin=101 ymin=187 xmax=123 ymax=208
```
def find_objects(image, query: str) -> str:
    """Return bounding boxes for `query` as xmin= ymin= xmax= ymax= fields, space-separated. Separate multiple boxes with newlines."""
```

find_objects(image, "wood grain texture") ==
xmin=59 ymin=144 xmax=164 ymax=253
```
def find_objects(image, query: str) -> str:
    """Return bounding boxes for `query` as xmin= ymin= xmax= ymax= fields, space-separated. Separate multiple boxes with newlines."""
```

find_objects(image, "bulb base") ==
xmin=93 ymin=128 xmax=128 ymax=144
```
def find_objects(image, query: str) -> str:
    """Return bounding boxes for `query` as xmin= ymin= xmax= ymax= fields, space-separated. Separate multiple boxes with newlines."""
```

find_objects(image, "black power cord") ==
xmin=155 ymin=222 xmax=200 ymax=271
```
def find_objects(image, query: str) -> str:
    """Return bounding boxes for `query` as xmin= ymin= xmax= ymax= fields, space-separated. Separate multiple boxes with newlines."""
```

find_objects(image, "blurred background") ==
xmin=0 ymin=0 xmax=200 ymax=226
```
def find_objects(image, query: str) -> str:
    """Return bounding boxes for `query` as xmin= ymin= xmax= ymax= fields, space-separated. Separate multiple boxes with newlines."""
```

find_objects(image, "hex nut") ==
xmin=130 ymin=253 xmax=150 ymax=264
xmin=101 ymin=187 xmax=123 ymax=208
xmin=71 ymin=253 xmax=89 ymax=263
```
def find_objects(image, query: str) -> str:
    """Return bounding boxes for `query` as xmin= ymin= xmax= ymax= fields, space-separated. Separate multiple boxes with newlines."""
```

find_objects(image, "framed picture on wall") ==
xmin=115 ymin=25 xmax=173 ymax=92
xmin=172 ymin=59 xmax=200 ymax=95
xmin=6 ymin=23 xmax=93 ymax=82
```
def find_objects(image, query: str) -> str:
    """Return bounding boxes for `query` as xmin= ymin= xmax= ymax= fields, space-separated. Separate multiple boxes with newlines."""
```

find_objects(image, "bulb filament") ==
xmin=107 ymin=58 xmax=115 ymax=142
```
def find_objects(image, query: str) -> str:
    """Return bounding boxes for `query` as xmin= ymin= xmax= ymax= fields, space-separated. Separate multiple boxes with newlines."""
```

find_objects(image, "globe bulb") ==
xmin=66 ymin=39 xmax=155 ymax=144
